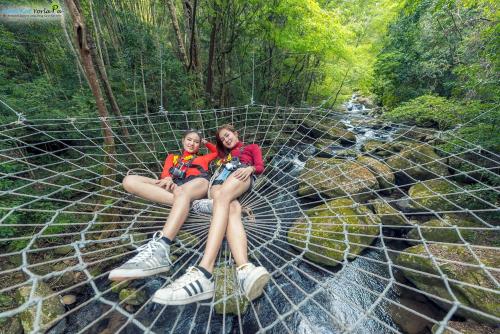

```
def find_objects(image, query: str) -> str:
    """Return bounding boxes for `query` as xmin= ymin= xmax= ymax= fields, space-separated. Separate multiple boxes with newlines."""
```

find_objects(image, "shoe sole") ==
xmin=108 ymin=266 xmax=170 ymax=281
xmin=244 ymin=268 xmax=271 ymax=301
xmin=152 ymin=291 xmax=214 ymax=305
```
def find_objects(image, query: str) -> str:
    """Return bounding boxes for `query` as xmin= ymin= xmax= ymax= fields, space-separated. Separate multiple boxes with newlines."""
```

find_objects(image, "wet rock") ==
xmin=288 ymin=198 xmax=381 ymax=266
xmin=298 ymin=158 xmax=379 ymax=201
xmin=395 ymin=127 xmax=440 ymax=142
xmin=301 ymin=118 xmax=356 ymax=144
xmin=361 ymin=140 xmax=393 ymax=157
xmin=431 ymin=320 xmax=498 ymax=334
xmin=333 ymin=149 xmax=359 ymax=159
xmin=407 ymin=214 xmax=500 ymax=246
xmin=386 ymin=143 xmax=449 ymax=184
xmin=407 ymin=179 xmax=460 ymax=212
xmin=396 ymin=244 xmax=500 ymax=324
xmin=356 ymin=156 xmax=395 ymax=193
xmin=16 ymin=281 xmax=66 ymax=333
xmin=214 ymin=265 xmax=248 ymax=316
xmin=0 ymin=316 xmax=23 ymax=334
xmin=389 ymin=297 xmax=440 ymax=334
xmin=370 ymin=199 xmax=408 ymax=226
xmin=119 ymin=288 xmax=147 ymax=306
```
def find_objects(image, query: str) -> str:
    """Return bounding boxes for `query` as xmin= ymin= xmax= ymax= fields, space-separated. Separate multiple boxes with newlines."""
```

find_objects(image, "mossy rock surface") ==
xmin=386 ymin=143 xmax=449 ymax=183
xmin=370 ymin=199 xmax=408 ymax=226
xmin=287 ymin=198 xmax=381 ymax=266
xmin=0 ymin=316 xmax=23 ymax=334
xmin=298 ymin=158 xmax=379 ymax=201
xmin=396 ymin=244 xmax=500 ymax=324
xmin=431 ymin=320 xmax=498 ymax=334
xmin=119 ymin=288 xmax=146 ymax=306
xmin=408 ymin=179 xmax=460 ymax=212
xmin=301 ymin=118 xmax=356 ymax=144
xmin=15 ymin=281 xmax=65 ymax=333
xmin=357 ymin=156 xmax=395 ymax=192
xmin=407 ymin=214 xmax=500 ymax=246
xmin=214 ymin=265 xmax=248 ymax=316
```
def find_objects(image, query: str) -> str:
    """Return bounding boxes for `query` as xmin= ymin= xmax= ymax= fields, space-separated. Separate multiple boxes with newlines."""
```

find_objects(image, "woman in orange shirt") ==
xmin=110 ymin=129 xmax=217 ymax=280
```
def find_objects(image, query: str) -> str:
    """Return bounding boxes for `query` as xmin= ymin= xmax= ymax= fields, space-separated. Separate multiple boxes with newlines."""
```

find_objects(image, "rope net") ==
xmin=0 ymin=104 xmax=498 ymax=334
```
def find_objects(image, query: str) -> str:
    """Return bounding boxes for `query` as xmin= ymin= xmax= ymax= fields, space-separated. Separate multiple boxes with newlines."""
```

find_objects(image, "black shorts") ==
xmin=173 ymin=174 xmax=210 ymax=186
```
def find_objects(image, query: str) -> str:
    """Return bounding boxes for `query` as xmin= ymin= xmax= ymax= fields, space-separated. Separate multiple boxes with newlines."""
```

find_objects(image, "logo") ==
xmin=0 ymin=2 xmax=63 ymax=22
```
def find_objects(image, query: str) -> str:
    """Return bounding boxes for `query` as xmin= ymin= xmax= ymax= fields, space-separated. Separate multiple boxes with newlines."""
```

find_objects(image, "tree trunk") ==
xmin=182 ymin=0 xmax=201 ymax=71
xmin=65 ymin=0 xmax=118 ymax=237
xmin=88 ymin=34 xmax=129 ymax=137
xmin=205 ymin=14 xmax=218 ymax=102
xmin=165 ymin=0 xmax=189 ymax=70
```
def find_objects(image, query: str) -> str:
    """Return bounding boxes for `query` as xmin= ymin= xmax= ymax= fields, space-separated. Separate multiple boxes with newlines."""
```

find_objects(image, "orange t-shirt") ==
xmin=160 ymin=142 xmax=218 ymax=179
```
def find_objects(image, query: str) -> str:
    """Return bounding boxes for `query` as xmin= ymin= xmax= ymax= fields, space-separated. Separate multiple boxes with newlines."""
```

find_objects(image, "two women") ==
xmin=110 ymin=125 xmax=270 ymax=304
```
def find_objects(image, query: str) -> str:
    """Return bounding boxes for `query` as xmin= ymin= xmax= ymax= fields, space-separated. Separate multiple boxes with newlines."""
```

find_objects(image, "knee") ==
xmin=212 ymin=190 xmax=231 ymax=203
xmin=173 ymin=186 xmax=187 ymax=199
xmin=122 ymin=175 xmax=136 ymax=192
xmin=229 ymin=201 xmax=241 ymax=214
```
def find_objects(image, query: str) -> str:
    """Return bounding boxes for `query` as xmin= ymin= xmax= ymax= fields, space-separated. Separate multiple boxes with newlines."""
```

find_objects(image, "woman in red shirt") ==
xmin=152 ymin=124 xmax=270 ymax=305
xmin=110 ymin=129 xmax=217 ymax=281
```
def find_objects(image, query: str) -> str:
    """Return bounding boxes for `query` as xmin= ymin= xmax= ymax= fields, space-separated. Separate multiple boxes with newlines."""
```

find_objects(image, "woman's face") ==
xmin=182 ymin=132 xmax=201 ymax=153
xmin=219 ymin=128 xmax=239 ymax=149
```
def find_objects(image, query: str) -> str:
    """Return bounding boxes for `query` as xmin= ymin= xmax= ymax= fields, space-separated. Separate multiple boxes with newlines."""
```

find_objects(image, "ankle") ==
xmin=196 ymin=265 xmax=213 ymax=279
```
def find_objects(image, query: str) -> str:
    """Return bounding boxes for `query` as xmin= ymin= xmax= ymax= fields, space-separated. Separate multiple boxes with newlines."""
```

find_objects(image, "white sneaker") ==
xmin=237 ymin=263 xmax=270 ymax=301
xmin=191 ymin=199 xmax=213 ymax=214
xmin=152 ymin=266 xmax=215 ymax=305
xmin=108 ymin=232 xmax=171 ymax=281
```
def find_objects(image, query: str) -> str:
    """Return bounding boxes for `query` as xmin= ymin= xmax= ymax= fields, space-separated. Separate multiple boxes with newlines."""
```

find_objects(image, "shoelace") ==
xmin=170 ymin=267 xmax=201 ymax=289
xmin=128 ymin=232 xmax=170 ymax=264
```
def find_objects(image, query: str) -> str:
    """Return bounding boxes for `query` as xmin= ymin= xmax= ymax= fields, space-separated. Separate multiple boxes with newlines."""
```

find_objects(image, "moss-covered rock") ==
xmin=357 ymin=156 xmax=395 ymax=192
xmin=16 ymin=281 xmax=65 ymax=333
xmin=396 ymin=244 xmax=500 ymax=324
xmin=119 ymin=288 xmax=146 ymax=306
xmin=361 ymin=140 xmax=392 ymax=157
xmin=407 ymin=214 xmax=500 ymax=246
xmin=214 ymin=265 xmax=248 ymax=316
xmin=301 ymin=118 xmax=356 ymax=144
xmin=0 ymin=316 xmax=23 ymax=334
xmin=386 ymin=143 xmax=449 ymax=183
xmin=287 ymin=198 xmax=381 ymax=266
xmin=370 ymin=199 xmax=408 ymax=226
xmin=298 ymin=158 xmax=379 ymax=201
xmin=408 ymin=179 xmax=460 ymax=212
xmin=431 ymin=320 xmax=497 ymax=334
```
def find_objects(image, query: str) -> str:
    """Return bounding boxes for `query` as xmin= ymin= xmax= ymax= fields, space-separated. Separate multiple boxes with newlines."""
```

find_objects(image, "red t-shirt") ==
xmin=220 ymin=141 xmax=265 ymax=175
xmin=160 ymin=142 xmax=218 ymax=179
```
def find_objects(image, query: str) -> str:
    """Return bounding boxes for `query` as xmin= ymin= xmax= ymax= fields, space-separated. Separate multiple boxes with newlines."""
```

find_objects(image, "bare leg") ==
xmin=225 ymin=201 xmax=249 ymax=267
xmin=198 ymin=175 xmax=251 ymax=272
xmin=122 ymin=175 xmax=174 ymax=205
xmin=162 ymin=178 xmax=209 ymax=240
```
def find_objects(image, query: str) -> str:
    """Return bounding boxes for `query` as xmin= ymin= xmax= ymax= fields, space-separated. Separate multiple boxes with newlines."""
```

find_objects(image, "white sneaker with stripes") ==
xmin=152 ymin=266 xmax=214 ymax=305
xmin=237 ymin=263 xmax=270 ymax=301
xmin=108 ymin=232 xmax=171 ymax=281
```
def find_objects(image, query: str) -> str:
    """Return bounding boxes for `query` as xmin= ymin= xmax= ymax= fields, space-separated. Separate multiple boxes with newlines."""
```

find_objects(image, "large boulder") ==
xmin=370 ymin=199 xmax=408 ymax=226
xmin=214 ymin=265 xmax=248 ymax=316
xmin=431 ymin=320 xmax=498 ymax=334
xmin=396 ymin=244 xmax=500 ymax=324
xmin=287 ymin=198 xmax=381 ymax=266
xmin=356 ymin=156 xmax=395 ymax=193
xmin=386 ymin=143 xmax=449 ymax=184
xmin=407 ymin=179 xmax=460 ymax=212
xmin=16 ymin=281 xmax=65 ymax=333
xmin=298 ymin=158 xmax=379 ymax=201
xmin=300 ymin=118 xmax=356 ymax=145
xmin=407 ymin=214 xmax=500 ymax=246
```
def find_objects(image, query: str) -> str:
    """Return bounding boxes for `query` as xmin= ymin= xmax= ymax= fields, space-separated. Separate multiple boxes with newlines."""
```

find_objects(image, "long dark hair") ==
xmin=215 ymin=124 xmax=238 ymax=158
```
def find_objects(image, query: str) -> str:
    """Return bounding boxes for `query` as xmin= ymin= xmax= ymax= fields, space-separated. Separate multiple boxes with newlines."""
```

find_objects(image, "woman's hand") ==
xmin=233 ymin=166 xmax=254 ymax=182
xmin=201 ymin=138 xmax=208 ymax=145
xmin=156 ymin=177 xmax=174 ymax=191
